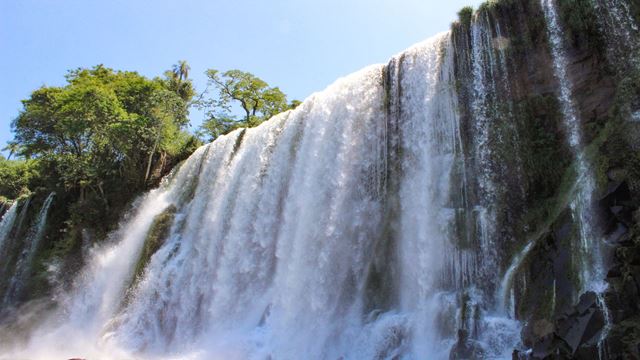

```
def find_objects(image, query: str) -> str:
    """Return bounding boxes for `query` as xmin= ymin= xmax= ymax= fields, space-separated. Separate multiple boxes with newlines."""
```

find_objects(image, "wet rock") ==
xmin=555 ymin=292 xmax=605 ymax=354
xmin=525 ymin=292 xmax=607 ymax=359
xmin=531 ymin=333 xmax=556 ymax=358
xmin=533 ymin=319 xmax=554 ymax=338
xmin=449 ymin=329 xmax=485 ymax=360
xmin=572 ymin=344 xmax=599 ymax=360
xmin=606 ymin=222 xmax=629 ymax=245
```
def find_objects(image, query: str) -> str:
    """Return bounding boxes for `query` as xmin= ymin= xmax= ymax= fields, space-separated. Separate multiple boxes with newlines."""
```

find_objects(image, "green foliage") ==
xmin=0 ymin=159 xmax=39 ymax=199
xmin=198 ymin=69 xmax=294 ymax=141
xmin=163 ymin=60 xmax=195 ymax=103
xmin=516 ymin=95 xmax=570 ymax=202
xmin=556 ymin=0 xmax=605 ymax=51
xmin=133 ymin=205 xmax=177 ymax=281
xmin=10 ymin=64 xmax=198 ymax=230
xmin=289 ymin=99 xmax=302 ymax=109
xmin=457 ymin=6 xmax=474 ymax=28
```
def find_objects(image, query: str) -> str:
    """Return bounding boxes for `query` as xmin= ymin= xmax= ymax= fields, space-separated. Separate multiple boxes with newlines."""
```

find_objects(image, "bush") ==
xmin=458 ymin=6 xmax=475 ymax=28
xmin=0 ymin=158 xmax=39 ymax=199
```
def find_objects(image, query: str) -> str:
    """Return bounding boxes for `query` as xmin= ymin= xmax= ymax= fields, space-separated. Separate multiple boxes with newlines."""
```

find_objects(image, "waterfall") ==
xmin=540 ymin=0 xmax=612 ymax=351
xmin=0 ymin=201 xmax=19 ymax=254
xmin=593 ymin=0 xmax=640 ymax=70
xmin=1 ymin=2 xmax=627 ymax=356
xmin=0 ymin=32 xmax=507 ymax=360
xmin=541 ymin=0 xmax=606 ymax=296
xmin=470 ymin=13 xmax=500 ymax=289
xmin=2 ymin=193 xmax=55 ymax=306
xmin=0 ymin=197 xmax=31 ymax=294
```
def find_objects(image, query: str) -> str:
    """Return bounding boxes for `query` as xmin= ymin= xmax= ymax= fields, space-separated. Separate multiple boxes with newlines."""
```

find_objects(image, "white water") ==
xmin=594 ymin=0 xmax=640 ymax=70
xmin=2 ymin=33 xmax=500 ymax=360
xmin=463 ymin=13 xmax=524 ymax=357
xmin=498 ymin=241 xmax=535 ymax=317
xmin=3 ymin=193 xmax=56 ymax=306
xmin=470 ymin=14 xmax=500 ymax=287
xmin=0 ymin=3 xmax=618 ymax=355
xmin=0 ymin=202 xmax=19 ymax=253
xmin=541 ymin=0 xmax=606 ymax=298
xmin=541 ymin=0 xmax=612 ymax=353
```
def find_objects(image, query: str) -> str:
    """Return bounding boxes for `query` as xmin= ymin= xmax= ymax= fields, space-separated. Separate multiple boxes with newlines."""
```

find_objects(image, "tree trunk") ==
xmin=144 ymin=133 xmax=160 ymax=184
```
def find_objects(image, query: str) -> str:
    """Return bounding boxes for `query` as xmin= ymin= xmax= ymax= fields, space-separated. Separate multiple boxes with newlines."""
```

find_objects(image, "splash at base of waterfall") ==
xmin=0 ymin=32 xmax=524 ymax=360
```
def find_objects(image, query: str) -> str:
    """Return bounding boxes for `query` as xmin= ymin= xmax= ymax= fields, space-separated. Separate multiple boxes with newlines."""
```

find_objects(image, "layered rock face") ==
xmin=451 ymin=0 xmax=640 ymax=358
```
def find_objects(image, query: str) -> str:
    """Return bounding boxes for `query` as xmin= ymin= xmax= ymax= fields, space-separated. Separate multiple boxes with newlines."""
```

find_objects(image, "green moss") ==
xmin=117 ymin=204 xmax=177 ymax=307
xmin=457 ymin=6 xmax=474 ymax=28
xmin=132 ymin=204 xmax=177 ymax=282
xmin=556 ymin=0 xmax=606 ymax=52
xmin=229 ymin=128 xmax=247 ymax=162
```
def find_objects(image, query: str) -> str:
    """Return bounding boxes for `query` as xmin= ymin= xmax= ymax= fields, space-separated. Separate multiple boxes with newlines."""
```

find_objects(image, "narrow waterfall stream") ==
xmin=541 ymin=0 xmax=607 ymax=302
xmin=2 ymin=193 xmax=56 ymax=306
xmin=540 ymin=0 xmax=612 ymax=351
xmin=0 ymin=202 xmax=19 ymax=253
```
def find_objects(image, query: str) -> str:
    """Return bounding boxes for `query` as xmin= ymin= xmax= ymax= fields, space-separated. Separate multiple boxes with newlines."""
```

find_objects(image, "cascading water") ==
xmin=1 ymin=1 xmax=630 ymax=357
xmin=0 ymin=201 xmax=19 ymax=253
xmin=2 ymin=193 xmax=56 ymax=306
xmin=461 ymin=12 xmax=523 ymax=356
xmin=470 ymin=13 xmax=500 ymax=289
xmin=540 ymin=0 xmax=612 ymax=351
xmin=0 ymin=32 xmax=522 ymax=360
xmin=0 ymin=197 xmax=31 ymax=295
xmin=541 ymin=0 xmax=606 ymax=298
xmin=593 ymin=0 xmax=640 ymax=70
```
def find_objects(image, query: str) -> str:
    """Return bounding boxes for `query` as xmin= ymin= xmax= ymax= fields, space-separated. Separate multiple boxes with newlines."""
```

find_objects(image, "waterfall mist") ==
xmin=1 ymin=0 xmax=636 ymax=356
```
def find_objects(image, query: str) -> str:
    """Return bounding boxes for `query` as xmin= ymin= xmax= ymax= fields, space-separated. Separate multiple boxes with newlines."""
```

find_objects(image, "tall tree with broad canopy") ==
xmin=198 ymin=69 xmax=298 ymax=141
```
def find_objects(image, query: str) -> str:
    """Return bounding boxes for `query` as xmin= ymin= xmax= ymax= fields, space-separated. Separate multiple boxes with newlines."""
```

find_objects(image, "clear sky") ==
xmin=0 ymin=0 xmax=484 ymax=151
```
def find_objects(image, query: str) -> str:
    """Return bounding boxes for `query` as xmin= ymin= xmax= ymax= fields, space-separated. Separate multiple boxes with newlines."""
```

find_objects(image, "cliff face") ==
xmin=452 ymin=0 xmax=640 ymax=357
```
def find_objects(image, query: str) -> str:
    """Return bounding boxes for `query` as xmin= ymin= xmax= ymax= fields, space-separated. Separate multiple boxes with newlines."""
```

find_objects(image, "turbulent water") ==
xmin=0 ymin=33 xmax=520 ymax=360
xmin=2 ymin=1 xmax=637 ymax=358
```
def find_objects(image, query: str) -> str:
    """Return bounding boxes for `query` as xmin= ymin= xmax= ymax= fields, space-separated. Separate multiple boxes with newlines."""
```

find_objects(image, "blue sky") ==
xmin=0 ymin=0 xmax=483 ymax=151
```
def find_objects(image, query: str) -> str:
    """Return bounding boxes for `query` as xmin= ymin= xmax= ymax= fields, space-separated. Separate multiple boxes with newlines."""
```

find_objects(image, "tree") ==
xmin=163 ymin=60 xmax=195 ymax=103
xmin=11 ymin=65 xmax=199 ymax=217
xmin=289 ymin=99 xmax=302 ymax=110
xmin=198 ymin=69 xmax=290 ymax=141
xmin=0 ymin=158 xmax=39 ymax=199
xmin=2 ymin=141 xmax=22 ymax=160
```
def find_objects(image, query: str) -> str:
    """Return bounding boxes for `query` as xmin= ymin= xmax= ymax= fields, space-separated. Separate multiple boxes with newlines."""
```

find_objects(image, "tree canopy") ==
xmin=0 ymin=61 xmax=297 ymax=301
xmin=2 ymin=62 xmax=297 ymax=227
xmin=8 ymin=64 xmax=199 ymax=227
xmin=198 ymin=69 xmax=299 ymax=141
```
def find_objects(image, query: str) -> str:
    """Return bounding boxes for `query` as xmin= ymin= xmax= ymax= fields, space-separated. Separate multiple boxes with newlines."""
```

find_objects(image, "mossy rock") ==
xmin=132 ymin=204 xmax=178 ymax=282
xmin=457 ymin=6 xmax=474 ymax=28
xmin=118 ymin=204 xmax=178 ymax=308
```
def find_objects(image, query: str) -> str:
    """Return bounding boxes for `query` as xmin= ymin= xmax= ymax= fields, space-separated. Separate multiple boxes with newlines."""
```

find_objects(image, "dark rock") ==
xmin=607 ymin=265 xmax=622 ymax=279
xmin=449 ymin=329 xmax=485 ymax=360
xmin=528 ymin=292 xmax=607 ymax=358
xmin=606 ymin=222 xmax=630 ymax=245
xmin=573 ymin=344 xmax=599 ymax=360
xmin=600 ymin=181 xmax=632 ymax=208
xmin=531 ymin=334 xmax=556 ymax=358
xmin=611 ymin=206 xmax=624 ymax=216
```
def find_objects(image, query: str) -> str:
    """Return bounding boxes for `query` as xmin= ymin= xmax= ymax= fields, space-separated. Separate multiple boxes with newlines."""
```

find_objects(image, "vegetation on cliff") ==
xmin=0 ymin=62 xmax=297 ymax=300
